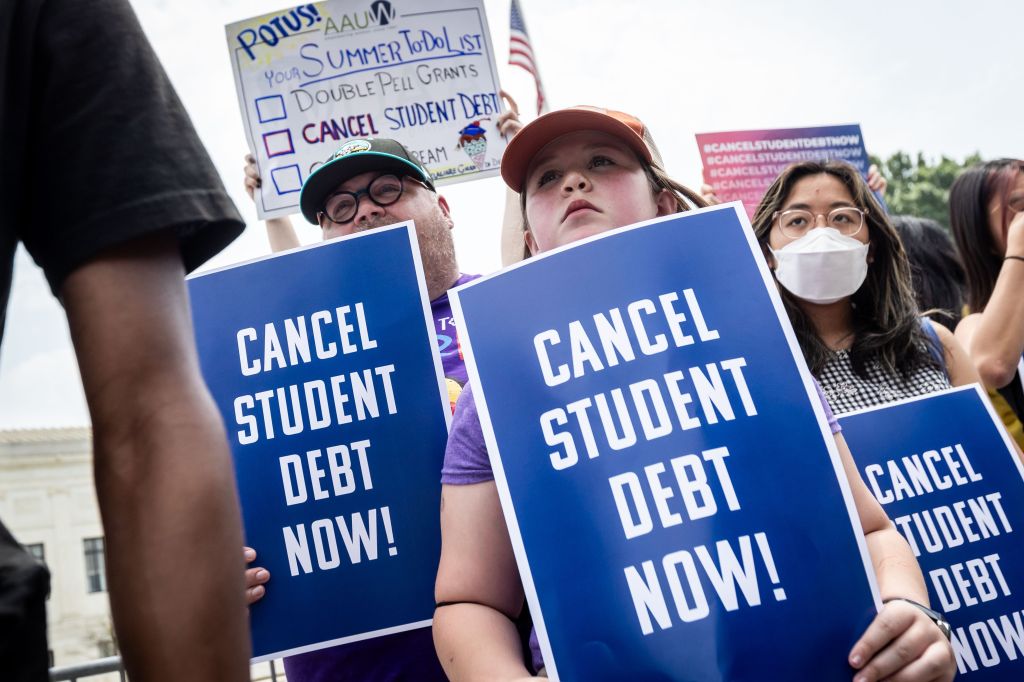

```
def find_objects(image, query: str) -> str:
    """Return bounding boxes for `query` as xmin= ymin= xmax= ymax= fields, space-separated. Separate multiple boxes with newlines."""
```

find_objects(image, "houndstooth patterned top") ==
xmin=817 ymin=349 xmax=950 ymax=415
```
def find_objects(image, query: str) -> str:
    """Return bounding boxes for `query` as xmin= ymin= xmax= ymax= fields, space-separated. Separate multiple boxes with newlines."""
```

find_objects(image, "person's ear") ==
xmin=436 ymin=194 xmax=454 ymax=229
xmin=525 ymin=228 xmax=540 ymax=256
xmin=761 ymin=243 xmax=777 ymax=270
xmin=655 ymin=189 xmax=676 ymax=216
xmin=867 ymin=240 xmax=875 ymax=264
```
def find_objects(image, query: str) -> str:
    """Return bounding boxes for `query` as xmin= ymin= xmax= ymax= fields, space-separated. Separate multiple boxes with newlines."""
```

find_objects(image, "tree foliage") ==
xmin=869 ymin=152 xmax=983 ymax=230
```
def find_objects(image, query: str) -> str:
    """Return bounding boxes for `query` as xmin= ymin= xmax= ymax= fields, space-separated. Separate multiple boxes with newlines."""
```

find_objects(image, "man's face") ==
xmin=317 ymin=171 xmax=445 ymax=238
xmin=318 ymin=170 xmax=457 ymax=297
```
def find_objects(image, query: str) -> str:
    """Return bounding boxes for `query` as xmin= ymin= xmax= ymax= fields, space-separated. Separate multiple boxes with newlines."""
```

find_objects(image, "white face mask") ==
xmin=769 ymin=227 xmax=869 ymax=304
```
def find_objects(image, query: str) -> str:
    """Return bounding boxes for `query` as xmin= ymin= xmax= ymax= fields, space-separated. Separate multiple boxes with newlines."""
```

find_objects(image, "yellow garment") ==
xmin=445 ymin=377 xmax=464 ymax=414
xmin=964 ymin=305 xmax=1024 ymax=448
xmin=988 ymin=385 xmax=1024 ymax=449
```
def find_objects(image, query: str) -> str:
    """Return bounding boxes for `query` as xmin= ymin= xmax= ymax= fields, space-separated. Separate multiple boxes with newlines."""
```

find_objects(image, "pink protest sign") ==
xmin=696 ymin=125 xmax=869 ymax=218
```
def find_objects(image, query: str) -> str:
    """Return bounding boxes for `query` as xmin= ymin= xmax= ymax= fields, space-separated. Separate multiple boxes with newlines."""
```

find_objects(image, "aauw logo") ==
xmin=370 ymin=1 xmax=396 ymax=26
xmin=324 ymin=1 xmax=397 ymax=32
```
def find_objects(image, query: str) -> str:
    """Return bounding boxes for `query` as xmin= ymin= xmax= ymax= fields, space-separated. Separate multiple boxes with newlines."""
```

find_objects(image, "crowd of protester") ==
xmin=2 ymin=1 xmax=1022 ymax=680
xmin=237 ymin=101 xmax=1024 ymax=680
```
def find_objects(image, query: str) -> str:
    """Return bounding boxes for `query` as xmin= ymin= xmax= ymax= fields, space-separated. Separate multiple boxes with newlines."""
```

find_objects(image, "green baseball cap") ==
xmin=299 ymin=138 xmax=435 ymax=224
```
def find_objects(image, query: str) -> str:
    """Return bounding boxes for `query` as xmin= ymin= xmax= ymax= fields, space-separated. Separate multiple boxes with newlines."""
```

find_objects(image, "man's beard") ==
xmin=354 ymin=209 xmax=457 ymax=298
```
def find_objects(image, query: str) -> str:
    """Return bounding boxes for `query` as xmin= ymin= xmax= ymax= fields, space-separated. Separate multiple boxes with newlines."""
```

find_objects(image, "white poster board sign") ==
xmin=227 ymin=1 xmax=505 ymax=219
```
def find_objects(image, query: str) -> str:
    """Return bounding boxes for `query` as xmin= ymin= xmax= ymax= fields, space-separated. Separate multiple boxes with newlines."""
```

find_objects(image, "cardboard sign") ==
xmin=188 ymin=224 xmax=450 ymax=660
xmin=840 ymin=385 xmax=1024 ymax=679
xmin=227 ymin=1 xmax=505 ymax=218
xmin=696 ymin=124 xmax=872 ymax=217
xmin=450 ymin=204 xmax=881 ymax=680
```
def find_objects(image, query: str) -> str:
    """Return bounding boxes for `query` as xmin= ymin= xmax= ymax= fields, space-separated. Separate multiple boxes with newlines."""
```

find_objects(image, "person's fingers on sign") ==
xmin=866 ymin=163 xmax=888 ymax=195
xmin=244 ymin=153 xmax=262 ymax=201
xmin=700 ymin=183 xmax=721 ymax=206
xmin=498 ymin=90 xmax=524 ymax=139
xmin=243 ymin=546 xmax=270 ymax=606
xmin=848 ymin=599 xmax=956 ymax=682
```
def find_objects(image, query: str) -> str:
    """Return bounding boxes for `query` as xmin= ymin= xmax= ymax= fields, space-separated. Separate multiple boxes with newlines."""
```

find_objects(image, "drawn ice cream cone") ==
xmin=464 ymin=139 xmax=487 ymax=168
xmin=456 ymin=120 xmax=489 ymax=169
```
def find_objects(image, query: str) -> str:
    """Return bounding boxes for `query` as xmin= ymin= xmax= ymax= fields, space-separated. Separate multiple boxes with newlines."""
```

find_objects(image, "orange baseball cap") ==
xmin=500 ymin=105 xmax=662 ymax=193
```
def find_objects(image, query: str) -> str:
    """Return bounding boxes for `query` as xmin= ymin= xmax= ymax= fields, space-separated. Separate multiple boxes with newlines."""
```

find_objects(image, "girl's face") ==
xmin=986 ymin=170 xmax=1024 ymax=254
xmin=523 ymin=130 xmax=674 ymax=254
xmin=768 ymin=172 xmax=871 ymax=252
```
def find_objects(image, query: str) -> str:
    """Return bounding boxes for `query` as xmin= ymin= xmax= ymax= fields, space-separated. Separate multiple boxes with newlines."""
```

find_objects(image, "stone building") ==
xmin=0 ymin=427 xmax=115 ymax=668
xmin=1 ymin=427 xmax=285 ymax=680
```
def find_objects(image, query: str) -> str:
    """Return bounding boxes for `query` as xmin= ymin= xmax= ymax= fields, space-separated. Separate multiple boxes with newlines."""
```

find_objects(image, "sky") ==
xmin=1 ymin=0 xmax=1022 ymax=429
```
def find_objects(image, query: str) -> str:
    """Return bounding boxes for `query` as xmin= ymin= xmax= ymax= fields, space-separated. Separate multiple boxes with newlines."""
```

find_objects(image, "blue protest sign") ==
xmin=450 ymin=204 xmax=881 ymax=680
xmin=839 ymin=385 xmax=1024 ymax=679
xmin=188 ymin=224 xmax=450 ymax=660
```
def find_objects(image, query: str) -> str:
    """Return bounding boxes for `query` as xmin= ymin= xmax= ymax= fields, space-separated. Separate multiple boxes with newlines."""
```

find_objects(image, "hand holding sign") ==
xmin=849 ymin=600 xmax=955 ymax=682
xmin=699 ymin=183 xmax=721 ymax=206
xmin=244 ymin=546 xmax=270 ymax=606
xmin=817 ymin=431 xmax=954 ymax=682
xmin=190 ymin=224 xmax=451 ymax=659
xmin=866 ymin=164 xmax=888 ymax=196
xmin=244 ymin=153 xmax=261 ymax=200
xmin=496 ymin=90 xmax=523 ymax=139
xmin=841 ymin=386 xmax=1024 ymax=680
xmin=449 ymin=206 xmax=885 ymax=679
xmin=441 ymin=104 xmax=952 ymax=680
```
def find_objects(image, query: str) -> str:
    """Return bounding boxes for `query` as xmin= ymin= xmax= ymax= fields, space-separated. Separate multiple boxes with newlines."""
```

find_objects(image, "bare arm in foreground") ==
xmin=63 ymin=232 xmax=250 ymax=680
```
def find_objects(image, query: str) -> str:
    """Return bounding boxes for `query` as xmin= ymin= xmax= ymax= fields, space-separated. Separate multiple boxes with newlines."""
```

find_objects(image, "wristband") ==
xmin=883 ymin=598 xmax=952 ymax=641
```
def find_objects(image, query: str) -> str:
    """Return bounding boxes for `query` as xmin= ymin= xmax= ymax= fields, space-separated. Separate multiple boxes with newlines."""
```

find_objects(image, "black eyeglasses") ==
xmin=318 ymin=174 xmax=426 ymax=225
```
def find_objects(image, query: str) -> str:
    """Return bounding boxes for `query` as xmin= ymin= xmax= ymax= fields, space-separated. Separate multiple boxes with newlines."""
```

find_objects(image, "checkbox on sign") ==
xmin=270 ymin=165 xmax=302 ymax=195
xmin=255 ymin=95 xmax=287 ymax=123
xmin=263 ymin=129 xmax=295 ymax=158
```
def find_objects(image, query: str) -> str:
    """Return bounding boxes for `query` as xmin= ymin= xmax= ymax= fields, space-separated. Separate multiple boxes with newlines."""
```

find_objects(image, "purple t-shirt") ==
xmin=283 ymin=274 xmax=477 ymax=682
xmin=440 ymin=378 xmax=842 ymax=671
xmin=434 ymin=273 xmax=478 ymax=386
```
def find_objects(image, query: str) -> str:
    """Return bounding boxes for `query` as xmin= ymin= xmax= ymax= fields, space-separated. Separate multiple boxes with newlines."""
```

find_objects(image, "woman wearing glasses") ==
xmin=950 ymin=159 xmax=1024 ymax=448
xmin=750 ymin=160 xmax=981 ymax=415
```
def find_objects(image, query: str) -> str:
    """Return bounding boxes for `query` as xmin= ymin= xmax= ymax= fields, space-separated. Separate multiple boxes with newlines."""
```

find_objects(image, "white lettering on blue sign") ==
xmin=534 ymin=289 xmax=720 ymax=387
xmin=540 ymin=359 xmax=756 ymax=471
xmin=234 ymin=364 xmax=398 ymax=444
xmin=623 ymin=532 xmax=786 ymax=635
xmin=236 ymin=302 xmax=377 ymax=376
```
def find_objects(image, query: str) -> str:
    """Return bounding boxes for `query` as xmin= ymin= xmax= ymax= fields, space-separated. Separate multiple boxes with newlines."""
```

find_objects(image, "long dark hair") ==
xmin=890 ymin=215 xmax=966 ymax=332
xmin=949 ymin=158 xmax=1024 ymax=312
xmin=752 ymin=160 xmax=937 ymax=378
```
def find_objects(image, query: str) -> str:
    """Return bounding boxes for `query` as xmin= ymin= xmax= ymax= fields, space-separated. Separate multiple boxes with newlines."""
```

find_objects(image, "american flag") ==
xmin=509 ymin=0 xmax=547 ymax=114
